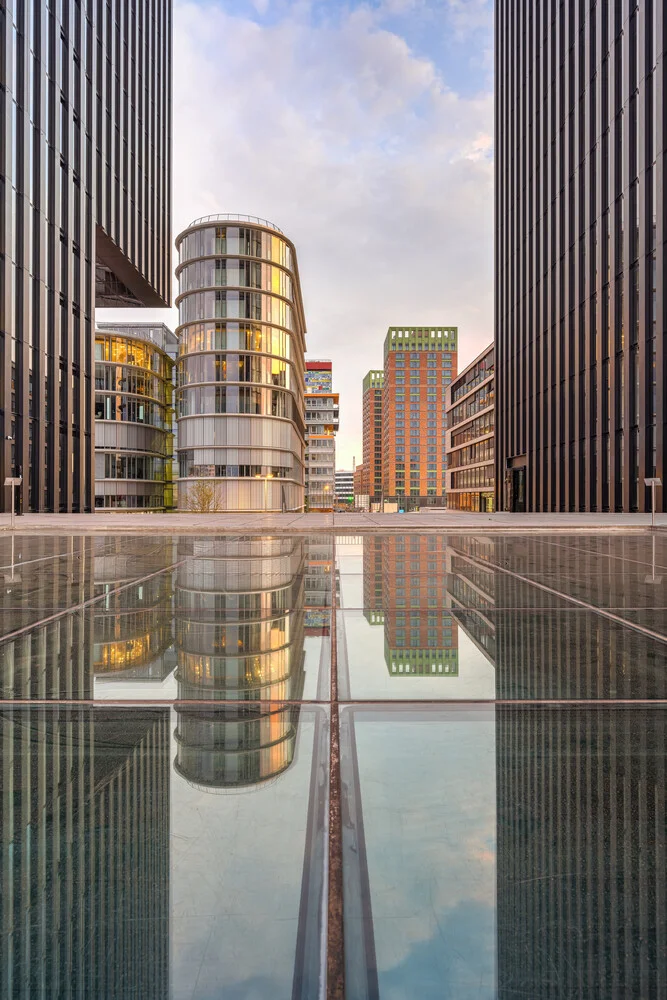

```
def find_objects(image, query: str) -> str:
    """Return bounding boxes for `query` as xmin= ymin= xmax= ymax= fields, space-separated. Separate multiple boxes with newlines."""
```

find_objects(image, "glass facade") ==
xmin=0 ymin=0 xmax=172 ymax=513
xmin=175 ymin=216 xmax=307 ymax=511
xmin=446 ymin=345 xmax=495 ymax=512
xmin=94 ymin=324 xmax=177 ymax=510
xmin=496 ymin=2 xmax=665 ymax=512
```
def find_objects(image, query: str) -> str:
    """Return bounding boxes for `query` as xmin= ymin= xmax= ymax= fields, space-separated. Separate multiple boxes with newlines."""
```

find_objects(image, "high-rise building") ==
xmin=445 ymin=344 xmax=495 ymax=511
xmin=304 ymin=360 xmax=338 ymax=510
xmin=1 ymin=1 xmax=172 ymax=513
xmin=174 ymin=215 xmax=307 ymax=512
xmin=362 ymin=370 xmax=384 ymax=502
xmin=495 ymin=3 xmax=665 ymax=512
xmin=94 ymin=323 xmax=176 ymax=510
xmin=382 ymin=327 xmax=457 ymax=507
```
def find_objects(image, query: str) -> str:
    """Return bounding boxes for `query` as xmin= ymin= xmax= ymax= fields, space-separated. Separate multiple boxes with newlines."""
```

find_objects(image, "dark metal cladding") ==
xmin=495 ymin=0 xmax=665 ymax=512
xmin=0 ymin=0 xmax=172 ymax=513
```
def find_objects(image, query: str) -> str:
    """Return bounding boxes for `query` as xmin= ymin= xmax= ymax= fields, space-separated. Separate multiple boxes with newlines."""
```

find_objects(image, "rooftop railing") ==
xmin=185 ymin=213 xmax=284 ymax=234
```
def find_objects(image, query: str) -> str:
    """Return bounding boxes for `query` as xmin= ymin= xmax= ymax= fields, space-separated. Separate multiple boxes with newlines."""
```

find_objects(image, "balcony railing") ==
xmin=185 ymin=213 xmax=283 ymax=234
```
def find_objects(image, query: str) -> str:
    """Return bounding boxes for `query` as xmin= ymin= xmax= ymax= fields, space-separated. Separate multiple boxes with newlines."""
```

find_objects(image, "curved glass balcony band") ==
xmin=177 ymin=321 xmax=293 ymax=360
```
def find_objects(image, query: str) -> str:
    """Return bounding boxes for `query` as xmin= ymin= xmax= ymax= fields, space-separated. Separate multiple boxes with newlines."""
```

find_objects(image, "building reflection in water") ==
xmin=362 ymin=534 xmax=459 ymax=678
xmin=173 ymin=536 xmax=307 ymax=788
xmin=0 ymin=707 xmax=170 ymax=998
xmin=446 ymin=536 xmax=667 ymax=996
xmin=92 ymin=536 xmax=176 ymax=682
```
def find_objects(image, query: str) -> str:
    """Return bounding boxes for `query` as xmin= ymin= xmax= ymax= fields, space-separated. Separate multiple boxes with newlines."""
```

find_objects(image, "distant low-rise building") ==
xmin=335 ymin=470 xmax=355 ymax=505
xmin=445 ymin=344 xmax=495 ymax=512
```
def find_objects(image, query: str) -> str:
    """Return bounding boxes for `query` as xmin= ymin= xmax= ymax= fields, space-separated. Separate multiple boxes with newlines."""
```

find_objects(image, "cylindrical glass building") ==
xmin=174 ymin=215 xmax=307 ymax=511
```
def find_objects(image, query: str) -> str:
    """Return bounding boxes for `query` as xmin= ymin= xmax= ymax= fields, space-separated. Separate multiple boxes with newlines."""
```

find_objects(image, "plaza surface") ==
xmin=1 ymin=529 xmax=665 ymax=998
xmin=1 ymin=509 xmax=666 ymax=533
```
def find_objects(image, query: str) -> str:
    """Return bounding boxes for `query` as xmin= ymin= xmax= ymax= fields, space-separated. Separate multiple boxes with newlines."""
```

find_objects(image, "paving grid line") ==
xmin=327 ymin=524 xmax=345 ymax=999
xmin=0 ymin=556 xmax=191 ymax=647
xmin=3 ymin=697 xmax=667 ymax=708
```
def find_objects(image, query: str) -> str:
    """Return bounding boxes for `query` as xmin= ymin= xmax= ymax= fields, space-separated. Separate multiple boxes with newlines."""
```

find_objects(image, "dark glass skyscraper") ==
xmin=0 ymin=0 xmax=172 ymax=513
xmin=496 ymin=2 xmax=665 ymax=512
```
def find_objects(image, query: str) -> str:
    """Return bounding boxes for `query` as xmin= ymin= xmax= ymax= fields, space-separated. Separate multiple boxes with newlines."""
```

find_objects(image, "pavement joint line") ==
xmin=327 ymin=531 xmax=345 ymax=1000
xmin=479 ymin=559 xmax=667 ymax=646
xmin=2 ymin=698 xmax=667 ymax=707
xmin=0 ymin=557 xmax=191 ymax=647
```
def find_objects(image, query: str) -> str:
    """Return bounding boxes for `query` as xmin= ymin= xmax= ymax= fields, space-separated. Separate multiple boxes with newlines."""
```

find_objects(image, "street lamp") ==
xmin=255 ymin=472 xmax=274 ymax=511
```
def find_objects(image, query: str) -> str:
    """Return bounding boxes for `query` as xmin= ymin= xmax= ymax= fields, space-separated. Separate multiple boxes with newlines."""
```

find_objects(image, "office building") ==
xmin=496 ymin=3 xmax=665 ymax=511
xmin=382 ymin=327 xmax=457 ymax=507
xmin=1 ymin=0 xmax=172 ymax=513
xmin=446 ymin=344 xmax=495 ymax=511
xmin=175 ymin=215 xmax=307 ymax=511
xmin=362 ymin=370 xmax=384 ymax=502
xmin=94 ymin=323 xmax=176 ymax=510
xmin=334 ymin=469 xmax=354 ymax=504
xmin=304 ymin=360 xmax=338 ymax=510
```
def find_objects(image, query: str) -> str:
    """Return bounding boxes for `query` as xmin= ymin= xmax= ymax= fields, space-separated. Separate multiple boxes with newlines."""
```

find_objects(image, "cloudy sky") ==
xmin=99 ymin=0 xmax=494 ymax=468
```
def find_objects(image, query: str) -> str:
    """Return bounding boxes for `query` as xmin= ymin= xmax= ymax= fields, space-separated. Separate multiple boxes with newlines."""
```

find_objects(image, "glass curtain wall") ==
xmin=94 ymin=325 xmax=176 ymax=509
xmin=175 ymin=217 xmax=307 ymax=511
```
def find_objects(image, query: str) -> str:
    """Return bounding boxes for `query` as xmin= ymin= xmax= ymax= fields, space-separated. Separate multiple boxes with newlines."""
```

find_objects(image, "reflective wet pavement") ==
xmin=1 ymin=533 xmax=666 ymax=997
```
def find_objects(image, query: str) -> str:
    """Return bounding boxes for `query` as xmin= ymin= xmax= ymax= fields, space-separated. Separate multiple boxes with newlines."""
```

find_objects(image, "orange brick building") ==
xmin=361 ymin=535 xmax=459 ymax=676
xmin=382 ymin=327 xmax=457 ymax=507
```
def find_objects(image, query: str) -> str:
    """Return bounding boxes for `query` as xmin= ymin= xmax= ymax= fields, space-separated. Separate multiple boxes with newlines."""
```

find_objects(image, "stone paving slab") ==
xmin=1 ymin=510 xmax=665 ymax=533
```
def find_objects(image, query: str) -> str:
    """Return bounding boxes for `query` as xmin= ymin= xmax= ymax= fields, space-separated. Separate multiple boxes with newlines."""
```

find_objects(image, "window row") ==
xmin=178 ymin=321 xmax=293 ymax=360
xmin=97 ymin=453 xmax=167 ymax=481
xmin=447 ymin=437 xmax=494 ymax=469
xmin=95 ymin=364 xmax=170 ymax=402
xmin=95 ymin=394 xmax=169 ymax=428
xmin=94 ymin=337 xmax=171 ymax=377
xmin=179 ymin=461 xmax=293 ymax=479
xmin=178 ymin=259 xmax=294 ymax=301
xmin=450 ymin=410 xmax=494 ymax=448
xmin=451 ymin=464 xmax=494 ymax=489
xmin=178 ymin=353 xmax=291 ymax=389
xmin=451 ymin=350 xmax=494 ymax=403
xmin=178 ymin=226 xmax=293 ymax=270
xmin=178 ymin=291 xmax=294 ymax=330
xmin=178 ymin=385 xmax=296 ymax=420
xmin=448 ymin=383 xmax=494 ymax=426
xmin=94 ymin=493 xmax=165 ymax=508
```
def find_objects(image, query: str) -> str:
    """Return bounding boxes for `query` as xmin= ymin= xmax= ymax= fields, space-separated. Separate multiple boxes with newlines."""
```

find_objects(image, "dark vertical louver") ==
xmin=495 ymin=0 xmax=665 ymax=511
xmin=0 ymin=0 xmax=171 ymax=513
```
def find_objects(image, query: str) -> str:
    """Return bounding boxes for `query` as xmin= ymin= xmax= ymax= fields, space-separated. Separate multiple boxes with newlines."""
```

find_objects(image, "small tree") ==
xmin=182 ymin=480 xmax=219 ymax=513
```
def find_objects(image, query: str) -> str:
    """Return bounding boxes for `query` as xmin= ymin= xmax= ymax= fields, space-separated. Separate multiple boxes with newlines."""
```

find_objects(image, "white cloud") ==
xmin=100 ymin=0 xmax=493 ymax=467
